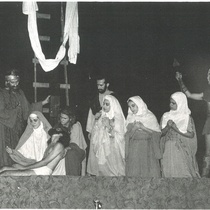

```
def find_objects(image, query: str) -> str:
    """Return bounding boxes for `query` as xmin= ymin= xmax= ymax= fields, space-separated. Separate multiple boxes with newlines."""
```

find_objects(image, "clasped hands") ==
xmin=133 ymin=121 xmax=144 ymax=130
xmin=102 ymin=117 xmax=115 ymax=134
xmin=102 ymin=117 xmax=111 ymax=128
xmin=167 ymin=120 xmax=178 ymax=130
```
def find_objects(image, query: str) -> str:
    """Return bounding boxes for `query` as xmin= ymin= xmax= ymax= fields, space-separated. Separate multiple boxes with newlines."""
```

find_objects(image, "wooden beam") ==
xmin=39 ymin=35 xmax=50 ymax=42
xmin=33 ymin=82 xmax=70 ymax=89
xmin=37 ymin=13 xmax=51 ymax=19
xmin=43 ymin=107 xmax=49 ymax=113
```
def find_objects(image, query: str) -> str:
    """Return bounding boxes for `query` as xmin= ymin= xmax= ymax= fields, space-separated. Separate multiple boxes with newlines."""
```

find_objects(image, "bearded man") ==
xmin=86 ymin=74 xmax=115 ymax=140
xmin=0 ymin=69 xmax=50 ymax=167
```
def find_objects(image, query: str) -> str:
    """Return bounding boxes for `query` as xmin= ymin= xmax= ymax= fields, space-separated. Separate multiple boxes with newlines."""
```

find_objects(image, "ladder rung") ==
xmin=60 ymin=84 xmax=70 ymax=89
xmin=39 ymin=35 xmax=50 ymax=42
xmin=37 ymin=13 xmax=51 ymax=19
xmin=43 ymin=107 xmax=49 ymax=113
xmin=33 ymin=82 xmax=49 ymax=88
xmin=32 ymin=58 xmax=68 ymax=66
xmin=33 ymin=82 xmax=70 ymax=89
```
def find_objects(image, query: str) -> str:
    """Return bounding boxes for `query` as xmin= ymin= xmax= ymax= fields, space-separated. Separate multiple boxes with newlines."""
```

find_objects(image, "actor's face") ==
xmin=6 ymin=78 xmax=20 ymax=91
xmin=60 ymin=113 xmax=70 ymax=127
xmin=29 ymin=114 xmax=41 ymax=129
xmin=128 ymin=100 xmax=138 ymax=114
xmin=170 ymin=98 xmax=177 ymax=111
xmin=97 ymin=79 xmax=107 ymax=94
xmin=103 ymin=99 xmax=111 ymax=113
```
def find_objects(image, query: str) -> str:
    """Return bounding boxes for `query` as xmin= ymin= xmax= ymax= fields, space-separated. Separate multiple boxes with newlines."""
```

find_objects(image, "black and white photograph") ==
xmin=0 ymin=1 xmax=209 ymax=209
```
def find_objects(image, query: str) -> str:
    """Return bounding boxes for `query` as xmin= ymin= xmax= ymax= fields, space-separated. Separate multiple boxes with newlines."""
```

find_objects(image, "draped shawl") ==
xmin=9 ymin=111 xmax=52 ymax=165
xmin=126 ymin=96 xmax=160 ymax=132
xmin=92 ymin=95 xmax=126 ymax=166
xmin=161 ymin=92 xmax=191 ymax=133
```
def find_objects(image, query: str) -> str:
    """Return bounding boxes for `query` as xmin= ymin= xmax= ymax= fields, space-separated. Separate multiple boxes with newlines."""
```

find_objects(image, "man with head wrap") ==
xmin=0 ymin=68 xmax=50 ymax=167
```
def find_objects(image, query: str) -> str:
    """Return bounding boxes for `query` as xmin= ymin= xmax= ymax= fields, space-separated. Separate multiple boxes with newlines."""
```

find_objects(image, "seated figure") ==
xmin=53 ymin=106 xmax=87 ymax=176
xmin=8 ymin=111 xmax=52 ymax=166
xmin=0 ymin=129 xmax=70 ymax=176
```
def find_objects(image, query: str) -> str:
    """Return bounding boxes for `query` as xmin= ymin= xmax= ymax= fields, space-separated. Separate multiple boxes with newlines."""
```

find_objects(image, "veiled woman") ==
xmin=87 ymin=95 xmax=126 ymax=176
xmin=7 ymin=111 xmax=51 ymax=166
xmin=160 ymin=92 xmax=200 ymax=177
xmin=125 ymin=96 xmax=162 ymax=177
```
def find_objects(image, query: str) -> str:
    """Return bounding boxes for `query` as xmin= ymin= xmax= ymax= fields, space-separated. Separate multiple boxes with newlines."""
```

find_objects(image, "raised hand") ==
xmin=175 ymin=72 xmax=182 ymax=81
xmin=6 ymin=146 xmax=13 ymax=154
xmin=95 ymin=111 xmax=102 ymax=120
xmin=42 ymin=95 xmax=51 ymax=105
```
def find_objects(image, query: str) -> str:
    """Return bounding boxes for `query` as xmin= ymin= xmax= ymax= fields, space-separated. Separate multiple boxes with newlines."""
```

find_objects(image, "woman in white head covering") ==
xmin=7 ymin=111 xmax=51 ymax=166
xmin=87 ymin=95 xmax=126 ymax=176
xmin=125 ymin=96 xmax=162 ymax=177
xmin=160 ymin=92 xmax=200 ymax=177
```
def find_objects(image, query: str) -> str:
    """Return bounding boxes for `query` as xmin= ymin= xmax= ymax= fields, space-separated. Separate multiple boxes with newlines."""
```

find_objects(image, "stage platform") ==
xmin=0 ymin=176 xmax=209 ymax=209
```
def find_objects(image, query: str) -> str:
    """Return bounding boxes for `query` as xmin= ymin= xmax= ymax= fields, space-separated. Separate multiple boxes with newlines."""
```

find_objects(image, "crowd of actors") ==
xmin=1 ymin=67 xmax=210 ymax=177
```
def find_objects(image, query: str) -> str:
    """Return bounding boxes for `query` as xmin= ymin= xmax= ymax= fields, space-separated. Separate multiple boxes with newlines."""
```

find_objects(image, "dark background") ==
xmin=1 ymin=2 xmax=210 ymax=172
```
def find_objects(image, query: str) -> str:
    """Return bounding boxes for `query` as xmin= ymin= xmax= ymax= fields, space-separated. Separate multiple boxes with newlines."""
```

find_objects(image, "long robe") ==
xmin=125 ymin=123 xmax=161 ymax=177
xmin=160 ymin=117 xmax=200 ymax=177
xmin=87 ymin=115 xmax=125 ymax=176
xmin=87 ymin=95 xmax=126 ymax=176
xmin=0 ymin=88 xmax=42 ymax=167
xmin=65 ymin=122 xmax=87 ymax=176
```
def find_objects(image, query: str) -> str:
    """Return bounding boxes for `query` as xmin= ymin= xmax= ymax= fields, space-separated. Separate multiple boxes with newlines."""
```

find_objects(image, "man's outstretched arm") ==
xmin=176 ymin=72 xmax=204 ymax=100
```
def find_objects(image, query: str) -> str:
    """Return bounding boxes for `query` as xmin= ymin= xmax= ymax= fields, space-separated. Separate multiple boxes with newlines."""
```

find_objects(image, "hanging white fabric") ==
xmin=22 ymin=1 xmax=80 ymax=72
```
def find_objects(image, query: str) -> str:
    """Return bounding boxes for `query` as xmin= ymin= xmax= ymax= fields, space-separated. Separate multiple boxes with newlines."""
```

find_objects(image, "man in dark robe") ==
xmin=0 ymin=69 xmax=50 ymax=167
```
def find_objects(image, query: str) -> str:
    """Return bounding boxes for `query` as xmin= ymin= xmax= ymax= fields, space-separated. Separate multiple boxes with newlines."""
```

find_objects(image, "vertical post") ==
xmin=61 ymin=2 xmax=69 ymax=106
xmin=34 ymin=56 xmax=37 ymax=102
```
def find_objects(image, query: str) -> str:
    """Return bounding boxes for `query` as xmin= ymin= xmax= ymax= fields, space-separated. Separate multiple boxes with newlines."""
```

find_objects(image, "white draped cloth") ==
xmin=22 ymin=1 xmax=79 ymax=72
xmin=18 ymin=121 xmax=48 ymax=161
xmin=161 ymin=92 xmax=191 ymax=133
xmin=87 ymin=95 xmax=126 ymax=176
xmin=126 ymin=96 xmax=161 ymax=132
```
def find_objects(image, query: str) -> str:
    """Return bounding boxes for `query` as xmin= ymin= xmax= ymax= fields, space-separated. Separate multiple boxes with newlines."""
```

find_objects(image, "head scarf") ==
xmin=102 ymin=95 xmax=126 ymax=132
xmin=93 ymin=95 xmax=126 ymax=166
xmin=161 ymin=92 xmax=191 ymax=133
xmin=102 ymin=95 xmax=124 ymax=119
xmin=15 ymin=111 xmax=52 ymax=150
xmin=126 ymin=96 xmax=160 ymax=132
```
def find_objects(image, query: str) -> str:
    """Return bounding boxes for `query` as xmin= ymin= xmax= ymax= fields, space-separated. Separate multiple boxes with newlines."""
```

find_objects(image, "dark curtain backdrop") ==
xmin=1 ymin=2 xmax=210 ymax=172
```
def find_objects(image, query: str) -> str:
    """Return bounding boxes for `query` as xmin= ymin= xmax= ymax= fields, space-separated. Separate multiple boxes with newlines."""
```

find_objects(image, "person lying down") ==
xmin=0 ymin=129 xmax=69 ymax=176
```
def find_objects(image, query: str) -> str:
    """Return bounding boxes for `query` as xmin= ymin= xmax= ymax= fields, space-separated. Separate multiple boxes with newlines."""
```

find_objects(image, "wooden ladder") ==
xmin=32 ymin=4 xmax=70 ymax=120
